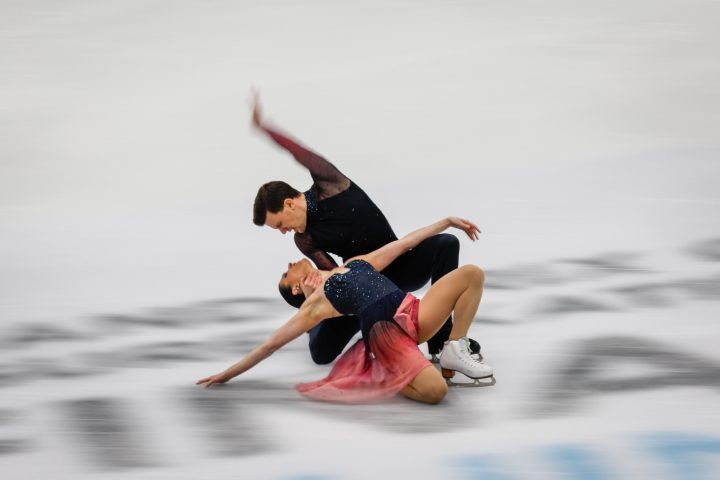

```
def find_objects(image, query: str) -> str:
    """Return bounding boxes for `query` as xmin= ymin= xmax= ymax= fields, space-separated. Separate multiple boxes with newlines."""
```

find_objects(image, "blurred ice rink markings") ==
xmin=545 ymin=446 xmax=611 ymax=480
xmin=532 ymin=336 xmax=720 ymax=417
xmin=185 ymin=388 xmax=274 ymax=456
xmin=646 ymin=433 xmax=720 ymax=480
xmin=452 ymin=434 xmax=720 ymax=480
xmin=0 ymin=242 xmax=718 ymax=475
xmin=60 ymin=398 xmax=158 ymax=470
xmin=537 ymin=295 xmax=617 ymax=315
xmin=688 ymin=238 xmax=720 ymax=262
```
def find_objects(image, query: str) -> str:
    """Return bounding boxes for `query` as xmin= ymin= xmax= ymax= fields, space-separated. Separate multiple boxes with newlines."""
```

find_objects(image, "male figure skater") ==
xmin=250 ymin=98 xmax=480 ymax=364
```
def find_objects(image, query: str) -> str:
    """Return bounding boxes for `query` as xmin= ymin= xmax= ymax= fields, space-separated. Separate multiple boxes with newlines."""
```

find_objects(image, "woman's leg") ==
xmin=401 ymin=365 xmax=448 ymax=404
xmin=383 ymin=234 xmax=461 ymax=356
xmin=416 ymin=265 xmax=485 ymax=344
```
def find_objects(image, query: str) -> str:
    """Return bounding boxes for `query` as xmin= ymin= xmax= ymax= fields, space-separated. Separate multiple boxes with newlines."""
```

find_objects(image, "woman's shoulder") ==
xmin=303 ymin=278 xmax=342 ymax=318
xmin=342 ymin=256 xmax=371 ymax=268
xmin=303 ymin=285 xmax=340 ymax=319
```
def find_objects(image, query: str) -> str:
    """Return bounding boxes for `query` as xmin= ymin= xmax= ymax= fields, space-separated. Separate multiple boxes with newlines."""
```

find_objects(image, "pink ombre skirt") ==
xmin=296 ymin=293 xmax=431 ymax=403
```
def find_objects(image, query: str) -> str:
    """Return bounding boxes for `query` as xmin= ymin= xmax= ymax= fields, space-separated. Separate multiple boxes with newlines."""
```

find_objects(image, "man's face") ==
xmin=264 ymin=199 xmax=306 ymax=234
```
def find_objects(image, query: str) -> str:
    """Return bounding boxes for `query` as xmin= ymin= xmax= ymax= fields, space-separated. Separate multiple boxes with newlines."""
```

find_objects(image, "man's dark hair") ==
xmin=279 ymin=282 xmax=305 ymax=309
xmin=253 ymin=181 xmax=301 ymax=226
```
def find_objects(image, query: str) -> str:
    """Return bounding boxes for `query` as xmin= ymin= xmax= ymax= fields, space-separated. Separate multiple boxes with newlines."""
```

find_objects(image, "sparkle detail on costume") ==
xmin=303 ymin=182 xmax=396 ymax=264
xmin=323 ymin=260 xmax=400 ymax=315
xmin=304 ymin=188 xmax=319 ymax=216
xmin=324 ymin=259 xmax=406 ymax=350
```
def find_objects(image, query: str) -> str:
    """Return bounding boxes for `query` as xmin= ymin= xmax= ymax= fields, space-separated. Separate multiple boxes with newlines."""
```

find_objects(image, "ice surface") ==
xmin=1 ymin=1 xmax=719 ymax=478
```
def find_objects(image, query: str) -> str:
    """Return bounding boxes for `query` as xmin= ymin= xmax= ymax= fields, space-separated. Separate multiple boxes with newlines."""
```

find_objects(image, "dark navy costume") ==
xmin=296 ymin=259 xmax=429 ymax=403
xmin=262 ymin=126 xmax=458 ymax=363
xmin=323 ymin=259 xmax=406 ymax=351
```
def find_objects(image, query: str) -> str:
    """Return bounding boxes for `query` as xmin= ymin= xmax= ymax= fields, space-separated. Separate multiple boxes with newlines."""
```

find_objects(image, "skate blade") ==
xmin=441 ymin=367 xmax=495 ymax=387
xmin=446 ymin=375 xmax=495 ymax=388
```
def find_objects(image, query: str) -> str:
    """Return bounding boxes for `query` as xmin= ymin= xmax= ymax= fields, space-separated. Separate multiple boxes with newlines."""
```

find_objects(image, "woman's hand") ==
xmin=300 ymin=270 xmax=323 ymax=297
xmin=447 ymin=216 xmax=481 ymax=241
xmin=196 ymin=371 xmax=231 ymax=388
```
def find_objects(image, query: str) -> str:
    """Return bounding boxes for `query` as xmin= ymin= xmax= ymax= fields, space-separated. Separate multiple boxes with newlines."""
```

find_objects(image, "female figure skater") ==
xmin=196 ymin=217 xmax=493 ymax=404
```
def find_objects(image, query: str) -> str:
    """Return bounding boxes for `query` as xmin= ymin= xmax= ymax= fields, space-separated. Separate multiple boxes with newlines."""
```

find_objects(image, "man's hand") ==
xmin=447 ymin=216 xmax=481 ymax=241
xmin=196 ymin=371 xmax=231 ymax=388
xmin=300 ymin=270 xmax=324 ymax=297
xmin=250 ymin=91 xmax=263 ymax=129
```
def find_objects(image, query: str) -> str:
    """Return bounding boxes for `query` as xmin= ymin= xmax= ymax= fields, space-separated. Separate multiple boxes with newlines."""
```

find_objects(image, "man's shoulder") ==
xmin=315 ymin=179 xmax=374 ymax=204
xmin=313 ymin=174 xmax=351 ymax=194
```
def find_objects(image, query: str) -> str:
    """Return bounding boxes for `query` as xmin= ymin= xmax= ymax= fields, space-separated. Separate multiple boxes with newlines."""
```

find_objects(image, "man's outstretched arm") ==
xmin=252 ymin=97 xmax=350 ymax=194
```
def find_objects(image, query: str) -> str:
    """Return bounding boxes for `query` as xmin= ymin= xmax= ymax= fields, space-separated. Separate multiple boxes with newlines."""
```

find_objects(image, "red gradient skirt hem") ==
xmin=296 ymin=293 xmax=431 ymax=404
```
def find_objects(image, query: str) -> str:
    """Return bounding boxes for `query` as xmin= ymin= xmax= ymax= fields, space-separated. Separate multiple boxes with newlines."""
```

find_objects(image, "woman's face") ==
xmin=279 ymin=258 xmax=313 ymax=295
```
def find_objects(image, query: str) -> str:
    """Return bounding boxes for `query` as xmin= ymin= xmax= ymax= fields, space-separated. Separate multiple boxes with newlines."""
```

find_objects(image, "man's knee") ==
xmin=308 ymin=341 xmax=340 ymax=365
xmin=430 ymin=234 xmax=460 ymax=280
xmin=436 ymin=233 xmax=460 ymax=257
xmin=308 ymin=332 xmax=341 ymax=365
xmin=307 ymin=316 xmax=359 ymax=365
xmin=309 ymin=346 xmax=338 ymax=365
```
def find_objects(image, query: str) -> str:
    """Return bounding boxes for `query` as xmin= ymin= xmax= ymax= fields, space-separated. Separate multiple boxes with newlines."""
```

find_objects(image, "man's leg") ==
xmin=382 ymin=234 xmax=460 ymax=355
xmin=307 ymin=315 xmax=361 ymax=365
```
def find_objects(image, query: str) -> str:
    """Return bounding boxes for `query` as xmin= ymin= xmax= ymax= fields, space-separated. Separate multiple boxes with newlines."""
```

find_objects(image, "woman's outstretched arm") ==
xmin=196 ymin=293 xmax=332 ymax=387
xmin=362 ymin=217 xmax=480 ymax=272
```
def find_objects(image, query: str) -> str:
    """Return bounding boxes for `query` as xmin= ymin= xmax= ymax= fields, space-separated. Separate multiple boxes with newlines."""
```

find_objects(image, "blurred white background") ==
xmin=1 ymin=1 xmax=719 ymax=478
xmin=2 ymin=0 xmax=718 ymax=323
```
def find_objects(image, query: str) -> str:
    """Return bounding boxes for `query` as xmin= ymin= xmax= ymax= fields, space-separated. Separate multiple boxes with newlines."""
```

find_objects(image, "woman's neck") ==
xmin=300 ymin=268 xmax=335 ymax=297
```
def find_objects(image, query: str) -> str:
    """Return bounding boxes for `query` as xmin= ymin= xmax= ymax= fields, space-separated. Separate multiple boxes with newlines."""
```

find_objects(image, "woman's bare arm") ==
xmin=196 ymin=293 xmax=333 ymax=387
xmin=360 ymin=217 xmax=480 ymax=272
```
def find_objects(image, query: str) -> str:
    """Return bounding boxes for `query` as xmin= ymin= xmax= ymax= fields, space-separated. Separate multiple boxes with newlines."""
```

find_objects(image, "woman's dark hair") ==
xmin=253 ymin=181 xmax=301 ymax=226
xmin=279 ymin=282 xmax=305 ymax=309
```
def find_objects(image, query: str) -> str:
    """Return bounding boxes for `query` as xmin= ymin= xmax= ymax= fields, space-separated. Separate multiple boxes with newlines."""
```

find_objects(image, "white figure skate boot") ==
xmin=430 ymin=337 xmax=482 ymax=363
xmin=439 ymin=337 xmax=495 ymax=387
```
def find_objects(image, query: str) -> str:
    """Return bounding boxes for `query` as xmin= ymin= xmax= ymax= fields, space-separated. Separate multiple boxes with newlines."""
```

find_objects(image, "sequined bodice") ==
xmin=323 ymin=259 xmax=403 ymax=316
